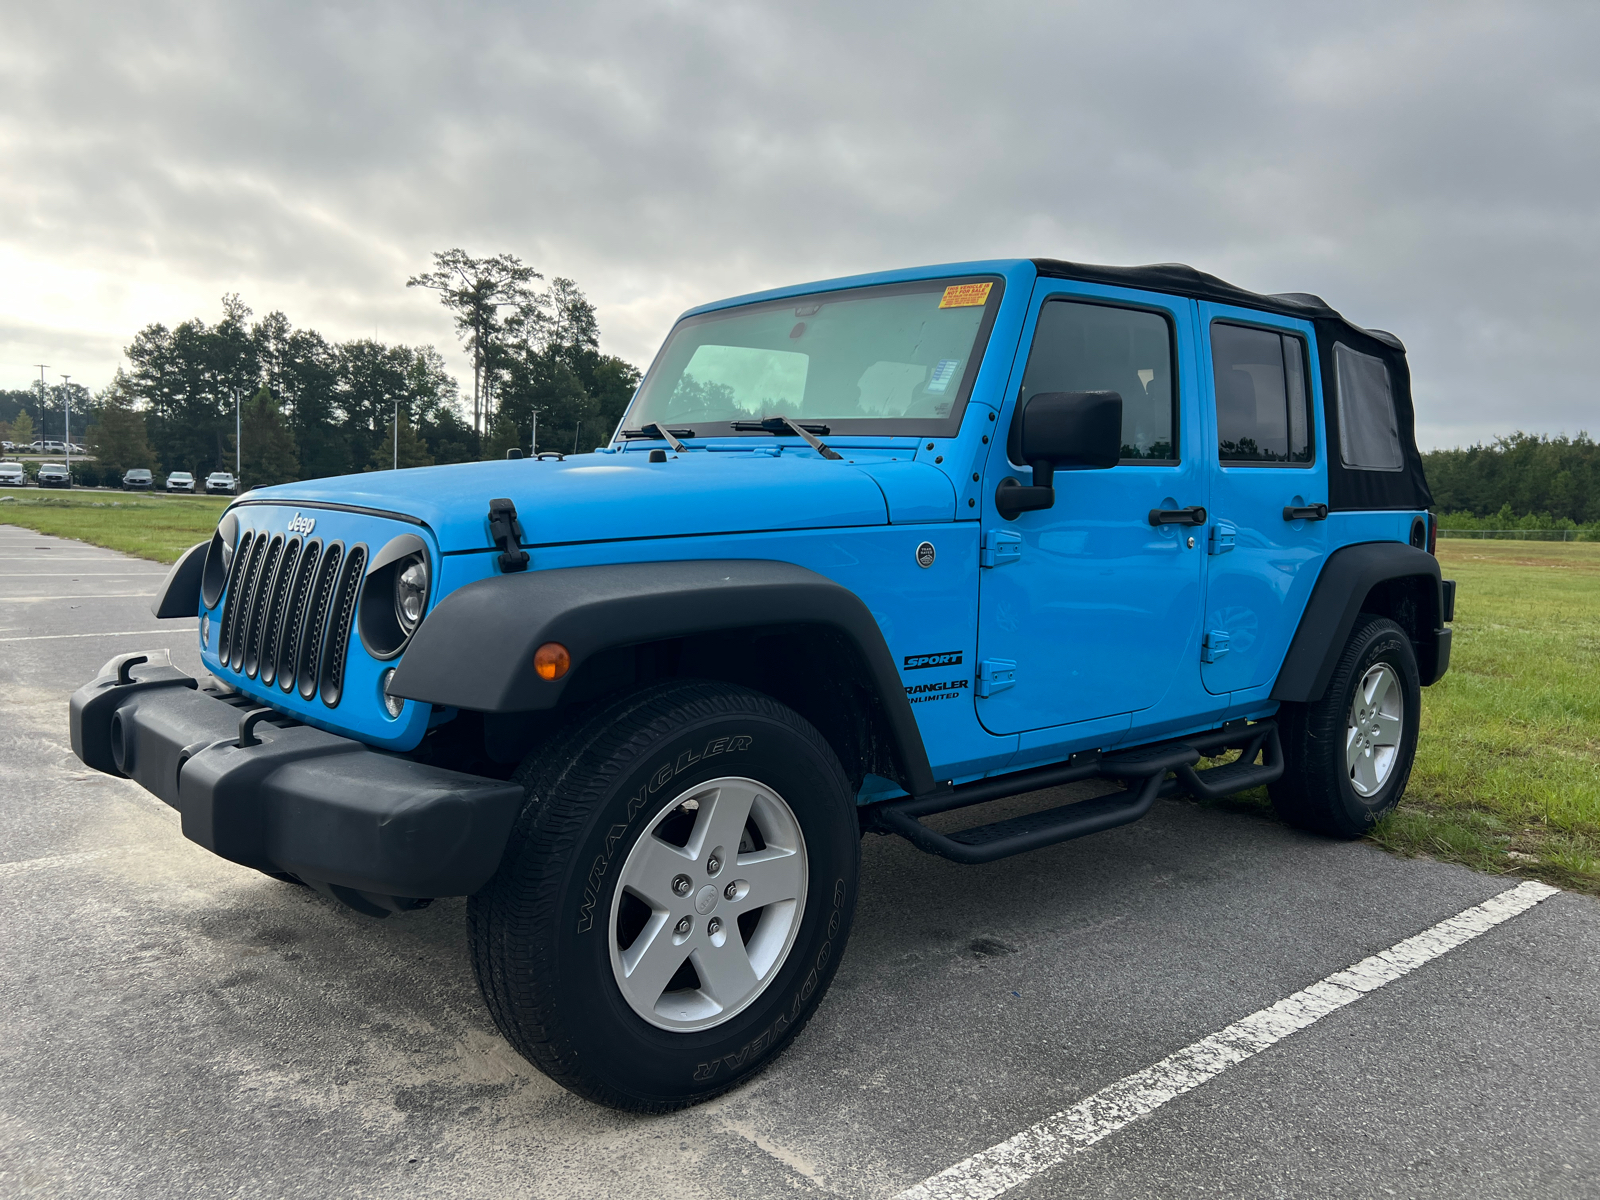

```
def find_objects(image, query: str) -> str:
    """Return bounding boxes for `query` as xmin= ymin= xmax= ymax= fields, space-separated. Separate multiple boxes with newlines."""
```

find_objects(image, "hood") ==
xmin=242 ymin=449 xmax=957 ymax=551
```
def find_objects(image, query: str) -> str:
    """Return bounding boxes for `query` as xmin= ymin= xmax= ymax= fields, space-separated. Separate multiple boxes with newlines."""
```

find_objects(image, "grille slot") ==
xmin=276 ymin=539 xmax=320 ymax=691
xmin=227 ymin=533 xmax=269 ymax=672
xmin=318 ymin=544 xmax=366 ymax=707
xmin=216 ymin=530 xmax=255 ymax=663
xmin=258 ymin=537 xmax=301 ymax=687
xmin=297 ymin=542 xmax=344 ymax=700
xmin=242 ymin=535 xmax=284 ymax=679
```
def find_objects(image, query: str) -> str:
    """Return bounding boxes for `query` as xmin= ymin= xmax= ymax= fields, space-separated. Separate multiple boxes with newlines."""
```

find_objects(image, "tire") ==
xmin=1270 ymin=615 xmax=1421 ymax=838
xmin=469 ymin=680 xmax=860 ymax=1111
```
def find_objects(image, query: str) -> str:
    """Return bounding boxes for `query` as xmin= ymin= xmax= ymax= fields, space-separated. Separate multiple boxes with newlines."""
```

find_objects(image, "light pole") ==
xmin=235 ymin=389 xmax=241 ymax=490
xmin=34 ymin=364 xmax=49 ymax=448
xmin=393 ymin=399 xmax=399 ymax=470
xmin=60 ymin=375 xmax=71 ymax=482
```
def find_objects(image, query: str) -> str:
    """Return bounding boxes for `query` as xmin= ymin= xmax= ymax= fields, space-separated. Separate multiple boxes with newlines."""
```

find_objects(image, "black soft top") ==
xmin=1032 ymin=258 xmax=1431 ymax=512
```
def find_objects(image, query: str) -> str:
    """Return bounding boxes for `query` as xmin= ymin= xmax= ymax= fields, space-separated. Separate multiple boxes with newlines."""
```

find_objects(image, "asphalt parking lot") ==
xmin=2 ymin=524 xmax=1597 ymax=1199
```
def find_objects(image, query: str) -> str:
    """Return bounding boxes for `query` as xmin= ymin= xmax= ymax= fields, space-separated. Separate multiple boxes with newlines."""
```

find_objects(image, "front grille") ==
xmin=216 ymin=529 xmax=365 ymax=709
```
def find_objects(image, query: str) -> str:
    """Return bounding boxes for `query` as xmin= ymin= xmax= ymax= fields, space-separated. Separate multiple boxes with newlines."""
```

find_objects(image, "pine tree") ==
xmin=89 ymin=373 xmax=158 ymax=476
xmin=481 ymin=414 xmax=525 ymax=461
xmin=10 ymin=410 xmax=34 ymax=448
xmin=368 ymin=412 xmax=435 ymax=471
xmin=231 ymin=387 xmax=300 ymax=488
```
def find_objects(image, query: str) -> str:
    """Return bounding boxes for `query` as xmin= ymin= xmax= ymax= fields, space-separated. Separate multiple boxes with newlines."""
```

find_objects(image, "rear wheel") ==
xmin=1270 ymin=615 xmax=1420 ymax=838
xmin=469 ymin=680 xmax=860 ymax=1111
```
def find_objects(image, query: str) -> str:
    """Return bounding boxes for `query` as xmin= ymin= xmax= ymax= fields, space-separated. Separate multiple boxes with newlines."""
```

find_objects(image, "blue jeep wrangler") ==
xmin=71 ymin=259 xmax=1452 ymax=1110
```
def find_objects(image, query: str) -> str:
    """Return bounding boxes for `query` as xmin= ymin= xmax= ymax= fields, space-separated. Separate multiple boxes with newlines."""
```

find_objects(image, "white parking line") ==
xmin=0 ymin=628 xmax=195 ymax=642
xmin=0 ymin=572 xmax=169 ymax=577
xmin=896 ymin=880 xmax=1561 ymax=1200
xmin=0 ymin=593 xmax=157 ymax=602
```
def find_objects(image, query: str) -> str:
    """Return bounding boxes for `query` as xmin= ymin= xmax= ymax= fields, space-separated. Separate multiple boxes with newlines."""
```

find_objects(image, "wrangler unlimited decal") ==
xmin=905 ymin=678 xmax=969 ymax=704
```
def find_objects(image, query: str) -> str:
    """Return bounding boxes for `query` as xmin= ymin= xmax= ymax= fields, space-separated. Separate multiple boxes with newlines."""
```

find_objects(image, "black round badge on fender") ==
xmin=468 ymin=680 xmax=860 ymax=1112
xmin=916 ymin=541 xmax=936 ymax=568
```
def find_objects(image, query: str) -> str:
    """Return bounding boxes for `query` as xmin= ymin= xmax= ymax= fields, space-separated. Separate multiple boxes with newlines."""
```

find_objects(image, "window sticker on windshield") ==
xmin=926 ymin=359 xmax=961 ymax=393
xmin=938 ymin=282 xmax=992 ymax=308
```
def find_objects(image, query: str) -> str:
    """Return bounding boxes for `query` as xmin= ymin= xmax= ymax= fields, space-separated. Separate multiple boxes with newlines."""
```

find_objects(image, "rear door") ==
xmin=1197 ymin=304 xmax=1329 ymax=695
xmin=976 ymin=282 xmax=1205 ymax=735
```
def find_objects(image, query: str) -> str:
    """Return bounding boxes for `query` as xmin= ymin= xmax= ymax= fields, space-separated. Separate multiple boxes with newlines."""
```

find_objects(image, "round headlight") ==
xmin=394 ymin=556 xmax=428 ymax=631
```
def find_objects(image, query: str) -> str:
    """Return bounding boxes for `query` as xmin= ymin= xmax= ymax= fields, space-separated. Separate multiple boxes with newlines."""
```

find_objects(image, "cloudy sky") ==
xmin=3 ymin=1 xmax=1596 ymax=448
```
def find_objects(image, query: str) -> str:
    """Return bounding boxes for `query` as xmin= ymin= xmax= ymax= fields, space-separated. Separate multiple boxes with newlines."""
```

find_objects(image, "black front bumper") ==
xmin=70 ymin=655 xmax=524 ymax=910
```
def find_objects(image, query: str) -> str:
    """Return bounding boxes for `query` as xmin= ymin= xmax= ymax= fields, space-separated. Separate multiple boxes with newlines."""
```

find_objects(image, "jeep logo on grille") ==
xmin=286 ymin=512 xmax=316 ymax=535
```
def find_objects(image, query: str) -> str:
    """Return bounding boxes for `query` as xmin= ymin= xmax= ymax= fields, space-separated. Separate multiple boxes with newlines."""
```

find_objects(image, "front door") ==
xmin=1197 ymin=303 xmax=1330 ymax=695
xmin=976 ymin=283 xmax=1205 ymax=736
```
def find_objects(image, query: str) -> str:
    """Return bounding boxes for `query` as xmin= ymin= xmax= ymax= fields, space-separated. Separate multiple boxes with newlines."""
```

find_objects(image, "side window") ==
xmin=1016 ymin=300 xmax=1176 ymax=463
xmin=1334 ymin=343 xmax=1404 ymax=471
xmin=1211 ymin=322 xmax=1312 ymax=464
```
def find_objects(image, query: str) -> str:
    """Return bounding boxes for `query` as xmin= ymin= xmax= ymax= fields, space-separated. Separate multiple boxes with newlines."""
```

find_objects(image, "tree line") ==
xmin=0 ymin=250 xmax=640 ymax=488
xmin=1423 ymin=432 xmax=1600 ymax=527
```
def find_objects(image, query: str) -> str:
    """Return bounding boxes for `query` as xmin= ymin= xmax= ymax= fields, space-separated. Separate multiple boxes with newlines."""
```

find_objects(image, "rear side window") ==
xmin=1018 ymin=300 xmax=1177 ymax=462
xmin=1334 ymin=343 xmax=1404 ymax=471
xmin=1211 ymin=323 xmax=1312 ymax=464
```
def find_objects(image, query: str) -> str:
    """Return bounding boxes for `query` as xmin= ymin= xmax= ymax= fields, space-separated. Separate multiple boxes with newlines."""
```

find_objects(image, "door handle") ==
xmin=1147 ymin=506 xmax=1208 ymax=527
xmin=1282 ymin=504 xmax=1329 ymax=522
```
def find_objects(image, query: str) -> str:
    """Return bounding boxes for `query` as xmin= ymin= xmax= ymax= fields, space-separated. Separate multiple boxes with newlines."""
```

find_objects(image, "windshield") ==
xmin=624 ymin=277 xmax=1003 ymax=439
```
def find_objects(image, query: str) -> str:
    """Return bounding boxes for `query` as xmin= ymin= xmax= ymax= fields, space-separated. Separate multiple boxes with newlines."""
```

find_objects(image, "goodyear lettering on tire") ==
xmin=692 ymin=876 xmax=848 ymax=1083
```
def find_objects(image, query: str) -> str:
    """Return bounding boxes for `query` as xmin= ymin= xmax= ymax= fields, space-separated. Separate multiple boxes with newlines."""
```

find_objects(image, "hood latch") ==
xmin=487 ymin=498 xmax=530 ymax=573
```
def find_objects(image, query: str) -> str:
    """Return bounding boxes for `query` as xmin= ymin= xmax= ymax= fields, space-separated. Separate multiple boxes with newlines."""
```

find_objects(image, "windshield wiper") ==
xmin=728 ymin=417 xmax=843 ymax=460
xmin=620 ymin=424 xmax=691 ymax=452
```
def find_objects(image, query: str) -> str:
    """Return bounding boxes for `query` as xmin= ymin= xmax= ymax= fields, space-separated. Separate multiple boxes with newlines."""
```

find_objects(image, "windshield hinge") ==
xmin=487 ymin=497 xmax=530 ymax=573
xmin=981 ymin=529 xmax=1022 ymax=568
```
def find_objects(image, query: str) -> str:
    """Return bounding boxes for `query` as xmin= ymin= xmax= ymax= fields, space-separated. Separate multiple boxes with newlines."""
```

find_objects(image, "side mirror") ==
xmin=996 ymin=391 xmax=1123 ymax=520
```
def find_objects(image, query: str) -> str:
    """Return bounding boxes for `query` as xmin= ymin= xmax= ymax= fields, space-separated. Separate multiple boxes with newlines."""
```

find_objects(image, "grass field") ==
xmin=0 ymin=488 xmax=227 ymax=563
xmin=1370 ymin=539 xmax=1600 ymax=895
xmin=3 ymin=494 xmax=1595 ymax=894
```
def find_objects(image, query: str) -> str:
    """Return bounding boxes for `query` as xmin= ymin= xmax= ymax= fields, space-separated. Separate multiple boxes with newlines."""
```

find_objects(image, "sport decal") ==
xmin=904 ymin=650 xmax=962 ymax=671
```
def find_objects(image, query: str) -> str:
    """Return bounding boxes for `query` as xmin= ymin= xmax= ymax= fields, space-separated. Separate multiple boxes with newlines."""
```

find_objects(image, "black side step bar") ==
xmin=868 ymin=721 xmax=1283 ymax=865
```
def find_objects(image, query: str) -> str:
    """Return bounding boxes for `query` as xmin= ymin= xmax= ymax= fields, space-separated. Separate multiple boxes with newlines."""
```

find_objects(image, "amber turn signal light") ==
xmin=534 ymin=642 xmax=571 ymax=681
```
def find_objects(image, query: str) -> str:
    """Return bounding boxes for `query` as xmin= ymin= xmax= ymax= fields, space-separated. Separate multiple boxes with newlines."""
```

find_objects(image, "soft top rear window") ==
xmin=1334 ymin=343 xmax=1404 ymax=471
xmin=625 ymin=277 xmax=1004 ymax=439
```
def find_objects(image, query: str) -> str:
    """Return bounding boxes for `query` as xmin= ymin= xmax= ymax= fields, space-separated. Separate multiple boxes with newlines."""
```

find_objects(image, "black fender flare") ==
xmin=1271 ymin=541 xmax=1446 ymax=703
xmin=151 ymin=540 xmax=209 ymax=619
xmin=389 ymin=558 xmax=936 ymax=795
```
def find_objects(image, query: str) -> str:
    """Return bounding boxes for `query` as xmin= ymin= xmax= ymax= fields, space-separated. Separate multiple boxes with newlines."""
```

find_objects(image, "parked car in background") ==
xmin=122 ymin=468 xmax=153 ymax=491
xmin=37 ymin=462 xmax=70 ymax=489
xmin=205 ymin=471 xmax=236 ymax=495
xmin=0 ymin=461 xmax=25 ymax=486
xmin=1 ymin=441 xmax=14 ymax=453
xmin=166 ymin=471 xmax=196 ymax=493
xmin=69 ymin=443 xmax=87 ymax=454
xmin=29 ymin=441 xmax=44 ymax=451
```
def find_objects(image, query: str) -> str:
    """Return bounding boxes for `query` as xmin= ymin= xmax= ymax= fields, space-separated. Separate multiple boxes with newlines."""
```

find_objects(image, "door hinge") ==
xmin=981 ymin=529 xmax=1022 ymax=568
xmin=1201 ymin=630 xmax=1231 ymax=663
xmin=1208 ymin=519 xmax=1236 ymax=556
xmin=976 ymin=659 xmax=1017 ymax=697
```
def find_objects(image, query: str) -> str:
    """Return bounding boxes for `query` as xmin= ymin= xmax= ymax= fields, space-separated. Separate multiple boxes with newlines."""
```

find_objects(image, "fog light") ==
xmin=380 ymin=668 xmax=404 ymax=718
xmin=200 ymin=612 xmax=210 ymax=649
xmin=533 ymin=642 xmax=571 ymax=681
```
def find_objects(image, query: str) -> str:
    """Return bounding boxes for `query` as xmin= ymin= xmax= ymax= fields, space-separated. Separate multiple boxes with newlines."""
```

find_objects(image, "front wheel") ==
xmin=469 ymin=680 xmax=860 ymax=1111
xmin=1270 ymin=615 xmax=1421 ymax=838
